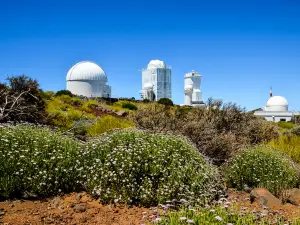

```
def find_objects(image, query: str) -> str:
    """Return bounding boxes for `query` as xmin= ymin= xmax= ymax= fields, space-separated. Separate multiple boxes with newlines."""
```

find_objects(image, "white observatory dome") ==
xmin=147 ymin=60 xmax=166 ymax=70
xmin=66 ymin=61 xmax=107 ymax=82
xmin=266 ymin=96 xmax=289 ymax=112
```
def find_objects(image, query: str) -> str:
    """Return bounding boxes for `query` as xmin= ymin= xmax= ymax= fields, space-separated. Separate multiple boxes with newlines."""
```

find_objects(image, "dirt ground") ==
xmin=0 ymin=192 xmax=150 ymax=225
xmin=1 ymin=190 xmax=300 ymax=225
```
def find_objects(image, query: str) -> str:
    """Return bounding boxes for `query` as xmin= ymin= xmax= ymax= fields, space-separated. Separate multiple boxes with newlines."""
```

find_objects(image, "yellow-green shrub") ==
xmin=81 ymin=100 xmax=99 ymax=113
xmin=278 ymin=121 xmax=296 ymax=130
xmin=87 ymin=115 xmax=134 ymax=136
xmin=267 ymin=135 xmax=300 ymax=163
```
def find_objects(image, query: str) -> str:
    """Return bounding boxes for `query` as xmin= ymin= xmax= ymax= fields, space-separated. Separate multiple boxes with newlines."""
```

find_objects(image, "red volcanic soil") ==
xmin=0 ymin=192 xmax=150 ymax=225
xmin=1 ymin=190 xmax=300 ymax=225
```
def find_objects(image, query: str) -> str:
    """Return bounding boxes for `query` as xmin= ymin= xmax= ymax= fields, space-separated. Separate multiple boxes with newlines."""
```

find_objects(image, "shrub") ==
xmin=267 ymin=135 xmax=300 ymax=163
xmin=131 ymin=99 xmax=279 ymax=165
xmin=225 ymin=147 xmax=298 ymax=196
xmin=55 ymin=90 xmax=73 ymax=97
xmin=84 ymin=130 xmax=224 ymax=206
xmin=157 ymin=205 xmax=292 ymax=225
xmin=81 ymin=100 xmax=99 ymax=113
xmin=0 ymin=75 xmax=46 ymax=123
xmin=142 ymin=99 xmax=150 ymax=103
xmin=157 ymin=98 xmax=174 ymax=106
xmin=278 ymin=121 xmax=296 ymax=130
xmin=86 ymin=115 xmax=134 ymax=137
xmin=0 ymin=124 xmax=85 ymax=199
xmin=289 ymin=126 xmax=300 ymax=136
xmin=122 ymin=102 xmax=138 ymax=111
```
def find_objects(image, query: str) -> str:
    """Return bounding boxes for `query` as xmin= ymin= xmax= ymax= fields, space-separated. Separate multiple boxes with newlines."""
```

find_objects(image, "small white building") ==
xmin=184 ymin=70 xmax=205 ymax=106
xmin=254 ymin=90 xmax=294 ymax=122
xmin=140 ymin=60 xmax=172 ymax=101
xmin=66 ymin=61 xmax=111 ymax=98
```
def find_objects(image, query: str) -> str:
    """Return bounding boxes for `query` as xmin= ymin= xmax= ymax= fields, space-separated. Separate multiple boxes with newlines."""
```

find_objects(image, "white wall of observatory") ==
xmin=141 ymin=67 xmax=171 ymax=101
xmin=184 ymin=71 xmax=202 ymax=106
xmin=67 ymin=80 xmax=111 ymax=98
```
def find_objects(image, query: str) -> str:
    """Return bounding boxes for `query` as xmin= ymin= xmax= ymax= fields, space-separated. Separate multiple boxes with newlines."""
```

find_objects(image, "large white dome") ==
xmin=266 ymin=96 xmax=289 ymax=112
xmin=66 ymin=61 xmax=107 ymax=82
xmin=147 ymin=60 xmax=166 ymax=69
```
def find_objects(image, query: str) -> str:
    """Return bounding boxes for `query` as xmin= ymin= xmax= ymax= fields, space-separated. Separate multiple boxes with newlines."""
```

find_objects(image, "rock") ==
xmin=116 ymin=110 xmax=128 ymax=117
xmin=286 ymin=188 xmax=300 ymax=206
xmin=76 ymin=193 xmax=82 ymax=203
xmin=51 ymin=197 xmax=61 ymax=209
xmin=73 ymin=204 xmax=87 ymax=213
xmin=250 ymin=188 xmax=281 ymax=208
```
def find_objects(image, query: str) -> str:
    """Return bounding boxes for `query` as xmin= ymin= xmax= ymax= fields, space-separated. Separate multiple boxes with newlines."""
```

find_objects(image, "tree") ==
xmin=157 ymin=98 xmax=173 ymax=106
xmin=55 ymin=90 xmax=73 ymax=97
xmin=0 ymin=75 xmax=46 ymax=123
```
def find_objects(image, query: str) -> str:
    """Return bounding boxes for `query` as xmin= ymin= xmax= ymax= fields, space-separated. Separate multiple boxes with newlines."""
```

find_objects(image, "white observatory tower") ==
xmin=140 ymin=60 xmax=172 ymax=101
xmin=184 ymin=70 xmax=204 ymax=106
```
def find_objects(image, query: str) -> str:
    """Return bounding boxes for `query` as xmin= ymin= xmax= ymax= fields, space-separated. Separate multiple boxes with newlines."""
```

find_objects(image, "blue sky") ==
xmin=0 ymin=0 xmax=300 ymax=110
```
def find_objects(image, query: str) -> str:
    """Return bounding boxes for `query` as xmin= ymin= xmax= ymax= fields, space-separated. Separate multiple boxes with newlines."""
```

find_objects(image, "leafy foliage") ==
xmin=157 ymin=98 xmax=174 ymax=106
xmin=0 ymin=124 xmax=85 ymax=199
xmin=132 ymin=99 xmax=279 ymax=165
xmin=85 ymin=130 xmax=224 ymax=206
xmin=86 ymin=115 xmax=134 ymax=137
xmin=54 ymin=90 xmax=73 ymax=97
xmin=226 ymin=147 xmax=298 ymax=196
xmin=267 ymin=135 xmax=300 ymax=163
xmin=121 ymin=102 xmax=138 ymax=110
xmin=0 ymin=75 xmax=46 ymax=123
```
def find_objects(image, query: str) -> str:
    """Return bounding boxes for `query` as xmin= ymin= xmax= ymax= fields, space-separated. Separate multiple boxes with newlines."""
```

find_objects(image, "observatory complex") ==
xmin=254 ymin=89 xmax=299 ymax=122
xmin=184 ymin=70 xmax=205 ymax=106
xmin=66 ymin=61 xmax=111 ymax=98
xmin=140 ymin=60 xmax=172 ymax=101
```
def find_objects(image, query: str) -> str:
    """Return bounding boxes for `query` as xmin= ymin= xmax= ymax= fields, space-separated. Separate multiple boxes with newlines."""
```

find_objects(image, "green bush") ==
xmin=0 ymin=124 xmax=85 ymax=199
xmin=122 ymin=102 xmax=138 ymax=110
xmin=157 ymin=205 xmax=293 ymax=225
xmin=157 ymin=98 xmax=174 ymax=106
xmin=84 ymin=130 xmax=224 ymax=206
xmin=278 ymin=121 xmax=296 ymax=130
xmin=289 ymin=126 xmax=300 ymax=136
xmin=87 ymin=115 xmax=134 ymax=136
xmin=55 ymin=90 xmax=73 ymax=97
xmin=267 ymin=135 xmax=300 ymax=163
xmin=226 ymin=147 xmax=298 ymax=196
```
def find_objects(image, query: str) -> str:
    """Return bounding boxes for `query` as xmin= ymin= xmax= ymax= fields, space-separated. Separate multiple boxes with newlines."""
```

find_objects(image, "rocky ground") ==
xmin=1 ymin=189 xmax=300 ymax=225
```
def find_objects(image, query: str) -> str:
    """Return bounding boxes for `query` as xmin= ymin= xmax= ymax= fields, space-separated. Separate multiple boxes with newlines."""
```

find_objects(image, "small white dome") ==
xmin=66 ymin=61 xmax=107 ymax=82
xmin=147 ymin=60 xmax=166 ymax=70
xmin=266 ymin=96 xmax=289 ymax=112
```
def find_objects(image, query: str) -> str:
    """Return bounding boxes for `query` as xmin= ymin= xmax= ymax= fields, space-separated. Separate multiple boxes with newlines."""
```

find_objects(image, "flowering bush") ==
xmin=225 ymin=147 xmax=298 ymax=196
xmin=84 ymin=130 xmax=224 ymax=206
xmin=0 ymin=124 xmax=86 ymax=199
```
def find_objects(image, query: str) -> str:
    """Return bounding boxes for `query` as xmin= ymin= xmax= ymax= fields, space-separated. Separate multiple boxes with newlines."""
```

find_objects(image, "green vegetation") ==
xmin=54 ymin=89 xmax=73 ymax=97
xmin=132 ymin=99 xmax=279 ymax=165
xmin=267 ymin=135 xmax=300 ymax=163
xmin=157 ymin=97 xmax=174 ymax=106
xmin=86 ymin=115 xmax=134 ymax=136
xmin=226 ymin=147 xmax=298 ymax=196
xmin=46 ymin=95 xmax=95 ymax=129
xmin=85 ymin=130 xmax=223 ymax=206
xmin=278 ymin=121 xmax=296 ymax=130
xmin=157 ymin=206 xmax=297 ymax=225
xmin=0 ymin=124 xmax=84 ymax=198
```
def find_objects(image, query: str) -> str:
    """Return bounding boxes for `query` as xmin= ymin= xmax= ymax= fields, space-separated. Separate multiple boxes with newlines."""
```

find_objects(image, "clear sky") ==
xmin=0 ymin=0 xmax=300 ymax=110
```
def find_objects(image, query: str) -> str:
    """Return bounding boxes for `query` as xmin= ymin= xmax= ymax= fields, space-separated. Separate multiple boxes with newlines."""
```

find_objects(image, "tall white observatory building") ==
xmin=140 ymin=60 xmax=172 ymax=101
xmin=184 ymin=70 xmax=204 ymax=106
xmin=66 ymin=61 xmax=111 ymax=98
